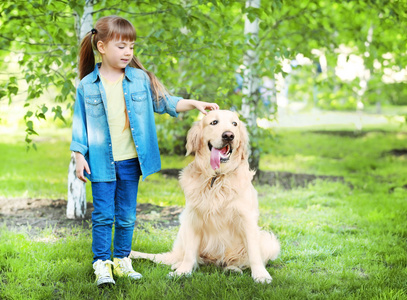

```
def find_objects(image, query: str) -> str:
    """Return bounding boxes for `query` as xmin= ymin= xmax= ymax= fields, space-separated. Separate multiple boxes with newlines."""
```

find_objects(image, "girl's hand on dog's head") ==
xmin=197 ymin=101 xmax=219 ymax=115
xmin=176 ymin=99 xmax=219 ymax=114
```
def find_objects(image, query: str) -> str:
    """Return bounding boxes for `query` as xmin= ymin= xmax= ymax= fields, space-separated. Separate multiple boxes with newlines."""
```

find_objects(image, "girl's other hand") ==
xmin=75 ymin=152 xmax=91 ymax=183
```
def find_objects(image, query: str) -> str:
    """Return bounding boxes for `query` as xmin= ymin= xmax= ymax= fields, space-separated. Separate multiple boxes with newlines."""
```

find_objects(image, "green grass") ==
xmin=1 ymin=125 xmax=407 ymax=299
xmin=0 ymin=128 xmax=187 ymax=205
xmin=0 ymin=128 xmax=89 ymax=200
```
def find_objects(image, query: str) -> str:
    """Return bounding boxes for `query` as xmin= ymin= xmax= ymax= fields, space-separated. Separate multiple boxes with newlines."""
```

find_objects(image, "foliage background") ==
xmin=1 ymin=0 xmax=406 ymax=156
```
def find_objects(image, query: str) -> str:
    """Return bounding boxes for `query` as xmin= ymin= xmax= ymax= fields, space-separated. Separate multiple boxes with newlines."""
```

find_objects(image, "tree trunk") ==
xmin=79 ymin=1 xmax=94 ymax=40
xmin=67 ymin=152 xmax=87 ymax=219
xmin=241 ymin=0 xmax=261 ymax=172
xmin=67 ymin=0 xmax=93 ymax=219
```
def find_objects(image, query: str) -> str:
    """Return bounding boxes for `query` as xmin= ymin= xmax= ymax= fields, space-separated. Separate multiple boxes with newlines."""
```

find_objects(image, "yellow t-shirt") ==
xmin=101 ymin=74 xmax=137 ymax=161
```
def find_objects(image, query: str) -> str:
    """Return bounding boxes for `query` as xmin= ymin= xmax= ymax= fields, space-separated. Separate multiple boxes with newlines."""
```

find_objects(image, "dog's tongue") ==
xmin=210 ymin=146 xmax=227 ymax=170
xmin=210 ymin=148 xmax=221 ymax=170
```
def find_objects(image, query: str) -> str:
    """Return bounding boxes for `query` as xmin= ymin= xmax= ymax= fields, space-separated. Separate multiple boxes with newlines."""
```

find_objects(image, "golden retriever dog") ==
xmin=130 ymin=110 xmax=280 ymax=283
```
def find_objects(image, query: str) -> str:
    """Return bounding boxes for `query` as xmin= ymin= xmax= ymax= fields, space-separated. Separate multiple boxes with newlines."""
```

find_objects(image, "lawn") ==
xmin=1 ymin=123 xmax=407 ymax=299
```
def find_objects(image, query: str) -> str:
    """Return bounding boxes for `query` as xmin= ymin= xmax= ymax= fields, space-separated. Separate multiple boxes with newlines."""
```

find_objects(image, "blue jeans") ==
xmin=91 ymin=158 xmax=141 ymax=263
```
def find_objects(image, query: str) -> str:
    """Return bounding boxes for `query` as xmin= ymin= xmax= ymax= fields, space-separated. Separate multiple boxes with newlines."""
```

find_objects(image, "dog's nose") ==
xmin=222 ymin=131 xmax=234 ymax=141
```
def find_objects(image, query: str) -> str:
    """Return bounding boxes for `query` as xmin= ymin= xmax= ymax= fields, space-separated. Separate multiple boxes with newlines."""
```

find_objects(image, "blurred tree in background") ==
xmin=0 ymin=0 xmax=406 ymax=171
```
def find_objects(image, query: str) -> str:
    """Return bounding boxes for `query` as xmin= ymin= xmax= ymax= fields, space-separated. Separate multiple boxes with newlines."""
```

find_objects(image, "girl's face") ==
xmin=97 ymin=39 xmax=134 ymax=71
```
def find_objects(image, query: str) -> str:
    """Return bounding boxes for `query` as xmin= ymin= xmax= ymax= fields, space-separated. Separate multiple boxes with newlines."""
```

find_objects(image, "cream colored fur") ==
xmin=130 ymin=110 xmax=280 ymax=283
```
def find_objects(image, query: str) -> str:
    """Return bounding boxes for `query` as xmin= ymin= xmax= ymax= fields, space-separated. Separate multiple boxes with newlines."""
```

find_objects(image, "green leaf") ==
xmin=52 ymin=105 xmax=66 ymax=123
xmin=24 ymin=111 xmax=33 ymax=120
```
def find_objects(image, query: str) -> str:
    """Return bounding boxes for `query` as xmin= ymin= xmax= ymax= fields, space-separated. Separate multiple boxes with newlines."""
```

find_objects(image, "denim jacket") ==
xmin=70 ymin=63 xmax=182 ymax=182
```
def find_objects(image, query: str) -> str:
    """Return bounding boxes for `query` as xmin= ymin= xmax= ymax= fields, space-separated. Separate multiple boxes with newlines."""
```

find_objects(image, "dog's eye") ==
xmin=210 ymin=120 xmax=218 ymax=125
xmin=232 ymin=122 xmax=238 ymax=127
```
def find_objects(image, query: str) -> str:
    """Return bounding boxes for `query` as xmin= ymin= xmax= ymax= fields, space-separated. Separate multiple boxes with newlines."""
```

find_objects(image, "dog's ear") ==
xmin=238 ymin=120 xmax=250 ymax=161
xmin=185 ymin=121 xmax=202 ymax=156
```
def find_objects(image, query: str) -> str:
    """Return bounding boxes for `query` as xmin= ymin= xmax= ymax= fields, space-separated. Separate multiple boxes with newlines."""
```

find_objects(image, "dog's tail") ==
xmin=260 ymin=231 xmax=281 ymax=263
xmin=129 ymin=250 xmax=181 ymax=266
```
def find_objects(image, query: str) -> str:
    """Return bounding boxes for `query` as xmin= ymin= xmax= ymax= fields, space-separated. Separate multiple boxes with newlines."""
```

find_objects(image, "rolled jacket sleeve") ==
xmin=153 ymin=95 xmax=182 ymax=117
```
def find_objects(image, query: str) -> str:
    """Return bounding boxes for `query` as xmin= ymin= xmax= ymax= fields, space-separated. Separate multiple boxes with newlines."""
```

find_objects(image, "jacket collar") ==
xmin=90 ymin=63 xmax=101 ymax=83
xmin=124 ymin=64 xmax=134 ymax=81
xmin=90 ymin=63 xmax=134 ymax=83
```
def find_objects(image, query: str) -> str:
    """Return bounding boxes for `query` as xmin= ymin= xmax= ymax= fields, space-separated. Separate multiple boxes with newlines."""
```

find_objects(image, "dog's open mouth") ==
xmin=208 ymin=142 xmax=233 ymax=170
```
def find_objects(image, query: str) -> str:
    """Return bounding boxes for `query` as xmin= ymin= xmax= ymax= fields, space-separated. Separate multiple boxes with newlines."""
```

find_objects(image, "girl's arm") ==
xmin=176 ymin=99 xmax=219 ymax=115
xmin=70 ymin=85 xmax=90 ymax=183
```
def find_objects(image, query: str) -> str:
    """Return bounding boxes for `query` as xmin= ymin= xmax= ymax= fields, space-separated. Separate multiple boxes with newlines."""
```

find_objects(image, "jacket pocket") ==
xmin=131 ymin=91 xmax=148 ymax=115
xmin=85 ymin=95 xmax=104 ymax=118
xmin=131 ymin=91 xmax=147 ymax=102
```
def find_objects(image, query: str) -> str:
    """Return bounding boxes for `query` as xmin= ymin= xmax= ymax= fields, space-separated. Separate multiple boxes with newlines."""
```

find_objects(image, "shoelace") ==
xmin=118 ymin=257 xmax=135 ymax=274
xmin=94 ymin=260 xmax=114 ymax=278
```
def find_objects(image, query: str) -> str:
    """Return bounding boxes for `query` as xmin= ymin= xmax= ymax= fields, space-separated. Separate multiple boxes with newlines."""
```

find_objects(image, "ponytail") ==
xmin=78 ymin=32 xmax=96 ymax=80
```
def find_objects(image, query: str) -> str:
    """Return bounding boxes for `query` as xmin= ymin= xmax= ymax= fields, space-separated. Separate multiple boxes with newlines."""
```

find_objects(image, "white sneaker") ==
xmin=93 ymin=260 xmax=115 ymax=287
xmin=113 ymin=257 xmax=143 ymax=280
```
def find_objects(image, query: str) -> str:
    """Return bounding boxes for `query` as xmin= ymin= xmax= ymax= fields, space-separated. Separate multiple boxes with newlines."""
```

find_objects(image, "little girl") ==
xmin=70 ymin=15 xmax=218 ymax=287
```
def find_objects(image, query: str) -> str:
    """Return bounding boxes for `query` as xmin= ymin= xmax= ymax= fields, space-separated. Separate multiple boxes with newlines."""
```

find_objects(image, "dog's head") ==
xmin=185 ymin=110 xmax=249 ymax=172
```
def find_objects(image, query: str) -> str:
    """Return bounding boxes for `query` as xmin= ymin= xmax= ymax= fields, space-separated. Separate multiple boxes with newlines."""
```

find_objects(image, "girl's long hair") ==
xmin=78 ymin=15 xmax=170 ymax=102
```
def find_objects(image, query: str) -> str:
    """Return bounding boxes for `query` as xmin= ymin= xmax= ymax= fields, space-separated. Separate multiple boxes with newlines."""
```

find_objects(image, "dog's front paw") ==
xmin=252 ymin=269 xmax=272 ymax=284
xmin=168 ymin=270 xmax=192 ymax=278
xmin=171 ymin=262 xmax=182 ymax=270
xmin=168 ymin=264 xmax=195 ymax=278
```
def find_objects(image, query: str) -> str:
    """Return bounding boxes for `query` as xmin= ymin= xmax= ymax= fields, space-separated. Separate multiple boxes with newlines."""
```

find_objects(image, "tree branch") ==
xmin=258 ymin=6 xmax=311 ymax=44
xmin=8 ymin=12 xmax=73 ymax=20
xmin=0 ymin=48 xmax=64 ymax=55
xmin=26 ymin=0 xmax=66 ymax=53
xmin=0 ymin=34 xmax=70 ymax=47
xmin=138 ymin=45 xmax=213 ymax=57
xmin=92 ymin=7 xmax=171 ymax=16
